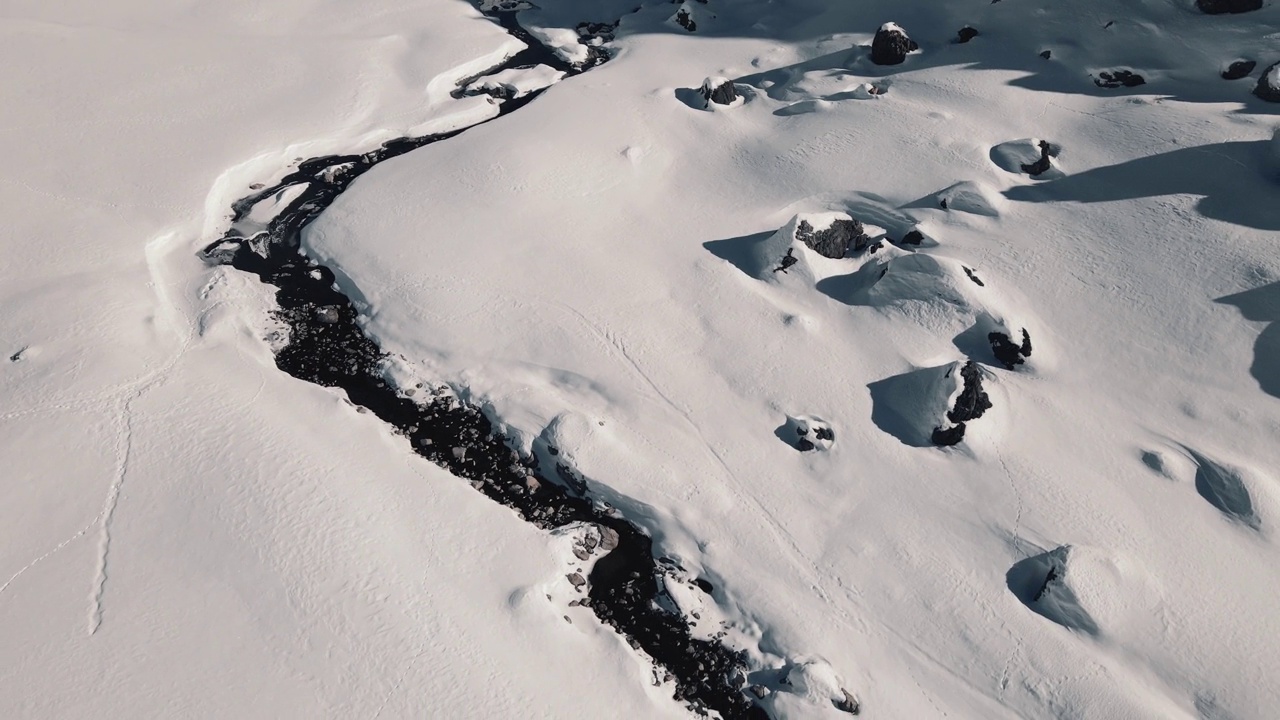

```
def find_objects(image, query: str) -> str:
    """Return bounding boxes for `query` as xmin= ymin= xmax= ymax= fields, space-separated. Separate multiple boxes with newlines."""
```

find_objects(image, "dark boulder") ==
xmin=1255 ymin=62 xmax=1280 ymax=103
xmin=931 ymin=423 xmax=967 ymax=446
xmin=1197 ymin=0 xmax=1262 ymax=13
xmin=899 ymin=229 xmax=925 ymax=246
xmin=701 ymin=77 xmax=739 ymax=106
xmin=1020 ymin=140 xmax=1056 ymax=176
xmin=795 ymin=217 xmax=867 ymax=259
xmin=871 ymin=23 xmax=918 ymax=66
xmin=947 ymin=361 xmax=993 ymax=424
xmin=1040 ymin=50 xmax=1052 ymax=60
xmin=1222 ymin=59 xmax=1256 ymax=80
xmin=957 ymin=27 xmax=979 ymax=44
xmin=989 ymin=328 xmax=1033 ymax=369
xmin=932 ymin=361 xmax=992 ymax=447
xmin=1094 ymin=70 xmax=1145 ymax=88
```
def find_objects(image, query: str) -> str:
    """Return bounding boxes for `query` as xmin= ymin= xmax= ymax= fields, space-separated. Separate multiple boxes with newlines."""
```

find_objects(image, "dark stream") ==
xmin=200 ymin=6 xmax=773 ymax=719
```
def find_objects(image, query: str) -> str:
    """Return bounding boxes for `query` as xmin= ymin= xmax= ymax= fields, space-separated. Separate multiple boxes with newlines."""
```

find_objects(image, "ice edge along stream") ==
xmin=198 ymin=6 xmax=831 ymax=720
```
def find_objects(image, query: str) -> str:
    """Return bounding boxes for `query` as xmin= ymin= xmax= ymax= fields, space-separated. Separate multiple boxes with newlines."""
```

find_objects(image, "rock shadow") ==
xmin=703 ymin=231 xmax=774 ymax=277
xmin=1216 ymin=281 xmax=1280 ymax=400
xmin=1005 ymin=140 xmax=1280 ymax=231
xmin=1186 ymin=448 xmax=1261 ymax=530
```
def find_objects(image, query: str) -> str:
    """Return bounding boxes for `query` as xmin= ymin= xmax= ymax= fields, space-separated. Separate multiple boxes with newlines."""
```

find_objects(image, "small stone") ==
xmin=451 ymin=446 xmax=466 ymax=460
xmin=835 ymin=689 xmax=861 ymax=714
xmin=598 ymin=526 xmax=621 ymax=552
xmin=567 ymin=572 xmax=586 ymax=589
xmin=573 ymin=546 xmax=591 ymax=561
xmin=750 ymin=684 xmax=769 ymax=699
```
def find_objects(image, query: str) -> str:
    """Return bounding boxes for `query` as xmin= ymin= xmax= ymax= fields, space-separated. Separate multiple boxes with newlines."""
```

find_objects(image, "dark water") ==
xmin=200 ymin=8 xmax=772 ymax=719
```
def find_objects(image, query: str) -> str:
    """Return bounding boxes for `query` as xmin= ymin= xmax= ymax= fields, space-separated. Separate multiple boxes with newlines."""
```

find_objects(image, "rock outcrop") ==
xmin=871 ymin=23 xmax=917 ymax=65
xmin=989 ymin=328 xmax=1033 ymax=369
xmin=700 ymin=76 xmax=739 ymax=106
xmin=795 ymin=216 xmax=867 ymax=258
xmin=1094 ymin=70 xmax=1145 ymax=88
xmin=931 ymin=361 xmax=992 ymax=446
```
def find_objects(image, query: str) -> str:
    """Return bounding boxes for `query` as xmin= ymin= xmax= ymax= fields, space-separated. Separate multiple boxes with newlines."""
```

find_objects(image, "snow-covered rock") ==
xmin=700 ymin=76 xmax=740 ymax=108
xmin=870 ymin=22 xmax=917 ymax=66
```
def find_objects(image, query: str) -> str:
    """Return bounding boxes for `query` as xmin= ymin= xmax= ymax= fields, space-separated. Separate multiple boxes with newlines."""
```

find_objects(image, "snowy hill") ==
xmin=2 ymin=1 xmax=1279 ymax=718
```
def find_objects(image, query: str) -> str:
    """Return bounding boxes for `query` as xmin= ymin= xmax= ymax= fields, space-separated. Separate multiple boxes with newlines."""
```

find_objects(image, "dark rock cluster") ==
xmin=1094 ymin=70 xmax=1146 ymax=88
xmin=989 ymin=328 xmax=1033 ymax=370
xmin=795 ymin=217 xmax=868 ymax=259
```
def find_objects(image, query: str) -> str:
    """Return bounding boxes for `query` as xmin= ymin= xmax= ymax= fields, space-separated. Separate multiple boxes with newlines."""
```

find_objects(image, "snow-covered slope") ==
xmin=4 ymin=0 xmax=1280 ymax=718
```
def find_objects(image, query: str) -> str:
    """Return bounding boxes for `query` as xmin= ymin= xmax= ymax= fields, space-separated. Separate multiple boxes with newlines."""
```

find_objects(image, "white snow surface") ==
xmin=4 ymin=0 xmax=1280 ymax=719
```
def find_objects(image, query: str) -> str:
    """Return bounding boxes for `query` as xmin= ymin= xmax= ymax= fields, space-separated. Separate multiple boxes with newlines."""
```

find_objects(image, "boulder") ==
xmin=1255 ymin=62 xmax=1280 ymax=103
xmin=871 ymin=23 xmax=917 ymax=66
xmin=957 ymin=26 xmax=979 ymax=44
xmin=1094 ymin=70 xmax=1145 ymax=88
xmin=1222 ymin=59 xmax=1256 ymax=80
xmin=700 ymin=76 xmax=739 ymax=106
xmin=932 ymin=361 xmax=991 ymax=446
xmin=989 ymin=328 xmax=1033 ymax=369
xmin=1197 ymin=0 xmax=1262 ymax=13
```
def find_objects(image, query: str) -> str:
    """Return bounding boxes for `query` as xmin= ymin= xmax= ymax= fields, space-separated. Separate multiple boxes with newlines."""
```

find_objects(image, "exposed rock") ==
xmin=314 ymin=305 xmax=341 ymax=323
xmin=1040 ymin=49 xmax=1052 ymax=60
xmin=835 ymin=689 xmax=861 ymax=714
xmin=871 ymin=23 xmax=918 ymax=66
xmin=946 ymin=361 xmax=993 ymax=424
xmin=931 ymin=423 xmax=967 ymax=446
xmin=989 ymin=328 xmax=1033 ymax=369
xmin=1094 ymin=70 xmax=1145 ymax=88
xmin=781 ymin=415 xmax=836 ymax=451
xmin=700 ymin=76 xmax=738 ymax=106
xmin=899 ymin=229 xmax=925 ymax=246
xmin=795 ymin=217 xmax=867 ymax=258
xmin=1254 ymin=62 xmax=1280 ymax=102
xmin=567 ymin=572 xmax=586 ymax=589
xmin=1196 ymin=0 xmax=1262 ymax=13
xmin=675 ymin=7 xmax=696 ymax=32
xmin=1222 ymin=59 xmax=1256 ymax=80
xmin=957 ymin=26 xmax=979 ymax=44
xmin=774 ymin=248 xmax=799 ymax=274
xmin=1020 ymin=139 xmax=1056 ymax=176
xmin=750 ymin=684 xmax=769 ymax=699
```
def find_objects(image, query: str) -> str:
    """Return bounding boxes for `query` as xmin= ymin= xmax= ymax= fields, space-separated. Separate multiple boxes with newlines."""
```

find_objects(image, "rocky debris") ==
xmin=700 ymin=76 xmax=739 ymax=106
xmin=795 ymin=216 xmax=868 ymax=258
xmin=1222 ymin=59 xmax=1256 ymax=80
xmin=1255 ymin=62 xmax=1280 ymax=102
xmin=956 ymin=26 xmax=979 ymax=44
xmin=782 ymin=415 xmax=836 ymax=451
xmin=989 ymin=328 xmax=1033 ymax=369
xmin=1196 ymin=0 xmax=1262 ymax=13
xmin=774 ymin=247 xmax=799 ymax=273
xmin=871 ymin=22 xmax=918 ymax=66
xmin=835 ymin=689 xmax=861 ymax=714
xmin=1094 ymin=70 xmax=1145 ymax=88
xmin=567 ymin=572 xmax=587 ymax=589
xmin=932 ymin=361 xmax=991 ymax=447
xmin=1020 ymin=139 xmax=1057 ymax=176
